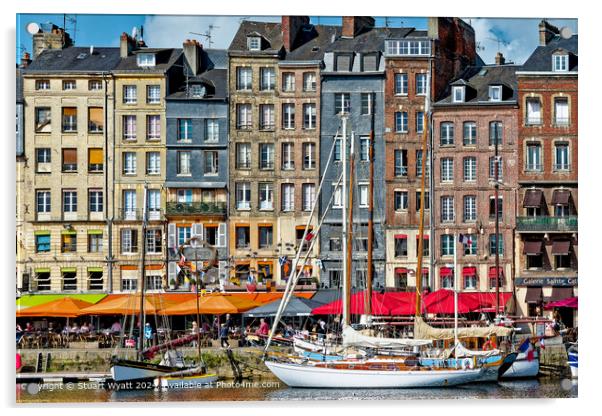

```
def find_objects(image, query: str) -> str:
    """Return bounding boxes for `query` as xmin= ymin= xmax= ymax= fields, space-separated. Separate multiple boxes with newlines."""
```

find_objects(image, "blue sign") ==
xmin=515 ymin=276 xmax=577 ymax=287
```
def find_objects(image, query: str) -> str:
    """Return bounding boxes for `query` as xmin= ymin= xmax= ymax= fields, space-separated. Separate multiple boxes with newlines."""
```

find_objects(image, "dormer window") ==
xmin=553 ymin=54 xmax=569 ymax=72
xmin=137 ymin=53 xmax=156 ymax=67
xmin=189 ymin=84 xmax=206 ymax=98
xmin=489 ymin=85 xmax=502 ymax=102
xmin=248 ymin=37 xmax=261 ymax=51
xmin=452 ymin=86 xmax=465 ymax=103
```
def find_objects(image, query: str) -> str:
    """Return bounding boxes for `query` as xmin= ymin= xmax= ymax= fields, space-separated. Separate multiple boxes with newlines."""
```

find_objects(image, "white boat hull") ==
xmin=265 ymin=361 xmax=484 ymax=388
xmin=500 ymin=353 xmax=539 ymax=379
xmin=110 ymin=360 xmax=178 ymax=382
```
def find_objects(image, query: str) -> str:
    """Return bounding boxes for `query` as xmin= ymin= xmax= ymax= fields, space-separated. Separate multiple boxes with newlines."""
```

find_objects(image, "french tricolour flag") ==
xmin=518 ymin=338 xmax=535 ymax=362
xmin=459 ymin=233 xmax=473 ymax=246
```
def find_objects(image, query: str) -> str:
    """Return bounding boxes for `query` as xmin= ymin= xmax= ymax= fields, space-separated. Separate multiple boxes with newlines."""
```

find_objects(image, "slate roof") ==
xmin=228 ymin=21 xmax=284 ymax=55
xmin=435 ymin=64 xmax=520 ymax=106
xmin=24 ymin=47 xmax=121 ymax=73
xmin=522 ymin=35 xmax=578 ymax=72
xmin=113 ymin=48 xmax=182 ymax=73
xmin=325 ymin=27 xmax=421 ymax=53
xmin=283 ymin=24 xmax=340 ymax=61
xmin=204 ymin=49 xmax=228 ymax=69
xmin=167 ymin=68 xmax=227 ymax=100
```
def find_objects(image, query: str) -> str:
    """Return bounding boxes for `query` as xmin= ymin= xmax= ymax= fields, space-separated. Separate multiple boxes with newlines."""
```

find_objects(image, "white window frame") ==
xmin=302 ymin=183 xmax=315 ymax=212
xmin=282 ymin=72 xmax=295 ymax=92
xmin=463 ymin=195 xmax=477 ymax=222
xmin=282 ymin=103 xmax=295 ymax=129
xmin=489 ymin=85 xmax=502 ymax=102
xmin=147 ymin=85 xmax=161 ymax=104
xmin=259 ymin=143 xmax=274 ymax=170
xmin=394 ymin=190 xmax=408 ymax=211
xmin=463 ymin=157 xmax=477 ymax=182
xmin=237 ymin=104 xmax=252 ymax=129
xmin=123 ymin=152 xmax=137 ymax=175
xmin=137 ymin=53 xmax=156 ymax=67
xmin=146 ymin=152 xmax=160 ymax=175
xmin=358 ymin=184 xmax=369 ymax=208
xmin=123 ymin=115 xmax=136 ymax=140
xmin=205 ymin=119 xmax=219 ymax=141
xmin=248 ymin=37 xmax=261 ymax=51
xmin=236 ymin=67 xmax=252 ymax=91
xmin=452 ymin=86 xmax=465 ymax=102
xmin=177 ymin=151 xmax=191 ymax=176
xmin=553 ymin=54 xmax=569 ymax=72
xmin=395 ymin=112 xmax=408 ymax=133
xmin=395 ymin=73 xmax=408 ymax=95
xmin=440 ymin=122 xmax=454 ymax=145
xmin=36 ymin=190 xmax=51 ymax=213
xmin=63 ymin=190 xmax=77 ymax=213
xmin=526 ymin=143 xmax=542 ymax=171
xmin=554 ymin=142 xmax=570 ymax=171
xmin=258 ymin=182 xmax=274 ymax=210
xmin=332 ymin=184 xmax=342 ymax=208
xmin=303 ymin=103 xmax=316 ymax=129
xmin=260 ymin=67 xmax=276 ymax=91
xmin=236 ymin=182 xmax=251 ymax=210
xmin=416 ymin=73 xmax=427 ymax=95
xmin=441 ymin=158 xmax=454 ymax=183
xmin=526 ymin=98 xmax=542 ymax=125
xmin=146 ymin=115 xmax=161 ymax=140
xmin=236 ymin=143 xmax=251 ymax=169
xmin=282 ymin=143 xmax=295 ymax=170
xmin=281 ymin=183 xmax=295 ymax=212
xmin=89 ymin=190 xmax=104 ymax=213
xmin=359 ymin=137 xmax=370 ymax=161
xmin=204 ymin=151 xmax=219 ymax=175
xmin=441 ymin=196 xmax=455 ymax=222
xmin=303 ymin=142 xmax=316 ymax=170
xmin=303 ymin=72 xmax=316 ymax=91
xmin=123 ymin=85 xmax=137 ymax=104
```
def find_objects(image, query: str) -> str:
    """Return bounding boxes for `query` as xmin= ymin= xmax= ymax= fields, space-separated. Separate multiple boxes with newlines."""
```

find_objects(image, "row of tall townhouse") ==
xmin=16 ymin=18 xmax=577 ymax=320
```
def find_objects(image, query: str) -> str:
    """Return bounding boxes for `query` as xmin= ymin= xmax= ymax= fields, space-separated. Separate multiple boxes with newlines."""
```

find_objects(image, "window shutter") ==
xmin=217 ymin=223 xmax=227 ymax=247
xmin=88 ymin=107 xmax=103 ymax=125
xmin=88 ymin=148 xmax=103 ymax=164
xmin=62 ymin=148 xmax=77 ymax=164
xmin=218 ymin=261 xmax=227 ymax=281
xmin=168 ymin=223 xmax=176 ymax=252
xmin=168 ymin=262 xmax=176 ymax=283
xmin=192 ymin=223 xmax=204 ymax=240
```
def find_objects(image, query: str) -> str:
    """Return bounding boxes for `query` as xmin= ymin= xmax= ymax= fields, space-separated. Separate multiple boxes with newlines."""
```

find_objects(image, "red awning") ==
xmin=395 ymin=267 xmax=408 ymax=274
xmin=440 ymin=267 xmax=453 ymax=277
xmin=523 ymin=189 xmax=544 ymax=208
xmin=394 ymin=234 xmax=408 ymax=239
xmin=551 ymin=240 xmax=571 ymax=255
xmin=462 ymin=267 xmax=476 ymax=276
xmin=523 ymin=240 xmax=543 ymax=255
xmin=463 ymin=292 xmax=513 ymax=312
xmin=488 ymin=267 xmax=504 ymax=278
xmin=423 ymin=289 xmax=481 ymax=314
xmin=545 ymin=296 xmax=578 ymax=309
xmin=311 ymin=290 xmax=390 ymax=316
xmin=422 ymin=268 xmax=429 ymax=275
xmin=416 ymin=235 xmax=430 ymax=239
xmin=524 ymin=286 xmax=543 ymax=303
xmin=551 ymin=190 xmax=571 ymax=205
xmin=548 ymin=287 xmax=573 ymax=302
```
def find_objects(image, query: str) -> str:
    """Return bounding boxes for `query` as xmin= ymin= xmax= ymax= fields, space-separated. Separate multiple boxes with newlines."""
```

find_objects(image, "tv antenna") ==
xmin=189 ymin=24 xmax=220 ymax=48
xmin=476 ymin=41 xmax=485 ymax=52
xmin=63 ymin=14 xmax=77 ymax=45
xmin=486 ymin=36 xmax=510 ymax=53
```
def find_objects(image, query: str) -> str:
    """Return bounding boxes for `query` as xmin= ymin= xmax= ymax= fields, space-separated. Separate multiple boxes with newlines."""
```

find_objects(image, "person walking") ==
xmin=220 ymin=323 xmax=230 ymax=348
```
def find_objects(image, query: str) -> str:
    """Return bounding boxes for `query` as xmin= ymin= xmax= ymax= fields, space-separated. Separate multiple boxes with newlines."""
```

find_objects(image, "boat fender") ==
xmin=461 ymin=358 xmax=473 ymax=370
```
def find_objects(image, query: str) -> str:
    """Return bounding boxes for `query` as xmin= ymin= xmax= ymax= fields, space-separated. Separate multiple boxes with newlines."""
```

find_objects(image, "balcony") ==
xmin=166 ymin=201 xmax=226 ymax=216
xmin=516 ymin=216 xmax=578 ymax=232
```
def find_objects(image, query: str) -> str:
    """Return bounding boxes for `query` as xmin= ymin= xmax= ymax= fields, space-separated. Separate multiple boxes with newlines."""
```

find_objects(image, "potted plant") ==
xmin=169 ymin=278 xmax=176 ymax=290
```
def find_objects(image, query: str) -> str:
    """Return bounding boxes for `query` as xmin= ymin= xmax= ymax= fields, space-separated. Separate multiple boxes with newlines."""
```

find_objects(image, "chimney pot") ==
xmin=495 ymin=52 xmax=505 ymax=65
xmin=342 ymin=16 xmax=375 ymax=38
xmin=281 ymin=15 xmax=310 ymax=51
xmin=538 ymin=19 xmax=560 ymax=46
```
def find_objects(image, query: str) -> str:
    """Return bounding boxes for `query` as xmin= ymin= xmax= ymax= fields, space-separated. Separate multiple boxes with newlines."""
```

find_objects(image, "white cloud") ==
xmin=142 ymin=15 xmax=280 ymax=49
xmin=468 ymin=18 xmax=578 ymax=65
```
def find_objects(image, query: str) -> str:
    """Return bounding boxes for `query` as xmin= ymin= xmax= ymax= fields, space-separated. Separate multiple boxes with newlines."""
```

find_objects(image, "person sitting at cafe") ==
xmin=256 ymin=318 xmax=269 ymax=337
xmin=70 ymin=322 xmax=80 ymax=334
xmin=80 ymin=322 xmax=90 ymax=334
xmin=25 ymin=322 xmax=33 ymax=332
xmin=110 ymin=320 xmax=122 ymax=334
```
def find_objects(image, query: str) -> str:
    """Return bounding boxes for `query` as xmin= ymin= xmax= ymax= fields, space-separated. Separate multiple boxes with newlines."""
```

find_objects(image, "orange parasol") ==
xmin=16 ymin=297 xmax=93 ymax=318
xmin=160 ymin=294 xmax=261 ymax=315
xmin=80 ymin=294 xmax=179 ymax=315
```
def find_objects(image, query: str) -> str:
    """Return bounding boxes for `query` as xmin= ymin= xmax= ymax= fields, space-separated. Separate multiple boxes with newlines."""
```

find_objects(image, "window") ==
xmin=62 ymin=107 xmax=77 ymax=132
xmin=282 ymin=143 xmax=295 ymax=170
xmin=35 ymin=80 xmax=50 ymax=90
xmin=463 ymin=157 xmax=477 ymax=182
xmin=362 ymin=54 xmax=378 ymax=71
xmin=441 ymin=158 xmax=454 ymax=182
xmin=441 ymin=196 xmax=454 ymax=222
xmin=303 ymin=72 xmax=316 ymax=91
xmin=359 ymin=137 xmax=369 ymax=161
xmin=236 ymin=182 xmax=251 ymax=210
xmin=358 ymin=184 xmax=369 ymax=208
xmin=416 ymin=73 xmax=427 ymax=95
xmin=35 ymin=107 xmax=51 ymax=133
xmin=258 ymin=225 xmax=273 ymax=248
xmin=385 ymin=40 xmax=431 ymax=56
xmin=88 ymin=233 xmax=103 ymax=253
xmin=463 ymin=122 xmax=476 ymax=145
xmin=177 ymin=225 xmax=192 ymax=246
xmin=259 ymin=183 xmax=274 ymax=210
xmin=441 ymin=234 xmax=454 ymax=256
xmin=395 ymin=73 xmax=408 ymax=95
xmin=178 ymin=119 xmax=192 ymax=141
xmin=282 ymin=72 xmax=295 ymax=92
xmin=259 ymin=104 xmax=275 ymax=130
xmin=189 ymin=84 xmax=205 ymax=98
xmin=123 ymin=115 xmax=136 ymax=140
xmin=489 ymin=121 xmax=503 ymax=145
xmin=282 ymin=103 xmax=295 ymax=129
xmin=236 ymin=104 xmax=252 ymax=129
xmin=330 ymin=238 xmax=342 ymax=251
xmin=489 ymin=156 xmax=503 ymax=180
xmin=62 ymin=271 xmax=77 ymax=291
xmin=553 ymin=54 xmax=568 ymax=72
xmin=123 ymin=85 xmax=137 ymax=104
xmin=146 ymin=229 xmax=162 ymax=254
xmin=260 ymin=67 xmax=275 ymax=91
xmin=35 ymin=271 xmax=51 ymax=291
xmin=554 ymin=98 xmax=569 ymax=126
xmin=302 ymin=143 xmax=316 ymax=169
xmin=416 ymin=111 xmax=424 ymax=134
xmin=204 ymin=225 xmax=218 ymax=246
xmin=61 ymin=233 xmax=77 ymax=253
xmin=416 ymin=236 xmax=430 ymax=256
xmin=36 ymin=233 xmax=51 ymax=253
xmin=452 ymin=86 xmax=464 ymax=102
xmin=147 ymin=85 xmax=161 ymax=104
xmin=177 ymin=151 xmax=191 ymax=175
xmin=526 ymin=98 xmax=542 ymax=125
xmin=463 ymin=234 xmax=477 ymax=256
xmin=303 ymin=103 xmax=316 ymax=129
xmin=281 ymin=184 xmax=295 ymax=212
xmin=176 ymin=189 xmax=192 ymax=203
xmin=86 ymin=107 xmax=104 ymax=133
xmin=488 ymin=85 xmax=502 ymax=101
xmin=333 ymin=184 xmax=342 ymax=208
xmin=235 ymin=226 xmax=250 ymax=248
xmin=555 ymin=203 xmax=570 ymax=217
xmin=146 ymin=152 xmax=160 ymax=175
xmin=248 ymin=36 xmax=261 ymax=50
xmin=61 ymin=148 xmax=77 ymax=172
xmin=555 ymin=252 xmax=571 ymax=269
xmin=123 ymin=190 xmax=137 ymax=219
xmin=526 ymin=143 xmax=542 ymax=171
xmin=440 ymin=122 xmax=454 ymax=145
xmin=394 ymin=236 xmax=408 ymax=257
xmin=361 ymin=93 xmax=373 ymax=115
xmin=147 ymin=189 xmax=160 ymax=219
xmin=394 ymin=191 xmax=408 ymax=211
xmin=121 ymin=229 xmax=138 ymax=253
xmin=416 ymin=150 xmax=430 ymax=178
xmin=489 ymin=196 xmax=503 ymax=219
xmin=137 ymin=53 xmax=156 ymax=67
xmin=335 ymin=54 xmax=352 ymax=72
xmin=416 ymin=191 xmax=430 ymax=211
xmin=89 ymin=80 xmax=102 ymax=91
xmin=123 ymin=152 xmax=137 ymax=175
xmin=394 ymin=269 xmax=408 ymax=289
xmin=89 ymin=190 xmax=103 ymax=213
xmin=204 ymin=151 xmax=219 ymax=175
xmin=147 ymin=115 xmax=161 ymax=140
xmin=302 ymin=184 xmax=316 ymax=211
xmin=334 ymin=93 xmax=350 ymax=114
xmin=489 ymin=234 xmax=504 ymax=256
xmin=63 ymin=80 xmax=76 ymax=90
xmin=236 ymin=67 xmax=252 ymax=91
xmin=526 ymin=251 xmax=543 ymax=269
xmin=463 ymin=195 xmax=477 ymax=222
xmin=259 ymin=143 xmax=274 ymax=170
xmin=333 ymin=138 xmax=342 ymax=161
xmin=205 ymin=119 xmax=219 ymax=141
xmin=395 ymin=112 xmax=408 ymax=133
xmin=554 ymin=142 xmax=570 ymax=171
xmin=36 ymin=148 xmax=51 ymax=172
xmin=464 ymin=269 xmax=477 ymax=289
xmin=36 ymin=191 xmax=51 ymax=213
xmin=236 ymin=143 xmax=251 ymax=169
xmin=394 ymin=150 xmax=407 ymax=177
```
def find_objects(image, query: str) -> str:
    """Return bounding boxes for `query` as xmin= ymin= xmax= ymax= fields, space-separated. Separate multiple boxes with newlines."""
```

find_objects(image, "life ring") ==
xmin=461 ymin=358 xmax=473 ymax=370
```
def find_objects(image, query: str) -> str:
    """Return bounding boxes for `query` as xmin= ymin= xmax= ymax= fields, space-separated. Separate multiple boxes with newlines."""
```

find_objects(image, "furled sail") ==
xmin=342 ymin=324 xmax=433 ymax=348
xmin=414 ymin=316 xmax=513 ymax=341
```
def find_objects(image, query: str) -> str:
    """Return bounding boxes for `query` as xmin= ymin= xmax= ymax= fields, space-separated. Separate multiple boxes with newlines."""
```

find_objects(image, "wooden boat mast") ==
xmin=365 ymin=93 xmax=375 ymax=316
xmin=345 ymin=131 xmax=355 ymax=326
xmin=138 ymin=182 xmax=148 ymax=358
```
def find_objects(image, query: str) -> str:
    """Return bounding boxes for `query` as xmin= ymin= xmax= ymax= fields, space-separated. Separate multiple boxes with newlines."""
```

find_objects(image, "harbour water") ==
xmin=16 ymin=377 xmax=577 ymax=403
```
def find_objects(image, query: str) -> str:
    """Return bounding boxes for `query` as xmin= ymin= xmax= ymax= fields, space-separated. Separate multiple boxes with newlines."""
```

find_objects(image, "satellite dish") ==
xmin=131 ymin=26 xmax=138 ymax=39
xmin=26 ymin=22 xmax=40 ymax=35
xmin=560 ymin=27 xmax=573 ymax=39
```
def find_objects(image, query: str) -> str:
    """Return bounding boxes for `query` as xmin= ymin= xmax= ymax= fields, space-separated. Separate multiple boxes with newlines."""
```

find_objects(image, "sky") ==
xmin=16 ymin=14 xmax=578 ymax=65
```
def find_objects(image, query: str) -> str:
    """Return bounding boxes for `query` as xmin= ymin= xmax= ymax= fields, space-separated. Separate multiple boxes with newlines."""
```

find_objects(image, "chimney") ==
xmin=32 ymin=24 xmax=72 ymax=58
xmin=539 ymin=20 xmax=559 ymax=46
xmin=342 ymin=16 xmax=375 ymax=38
xmin=281 ymin=16 xmax=310 ymax=51
xmin=20 ymin=52 xmax=32 ymax=68
xmin=120 ymin=32 xmax=138 ymax=58
xmin=495 ymin=52 xmax=505 ymax=65
xmin=183 ymin=39 xmax=203 ymax=76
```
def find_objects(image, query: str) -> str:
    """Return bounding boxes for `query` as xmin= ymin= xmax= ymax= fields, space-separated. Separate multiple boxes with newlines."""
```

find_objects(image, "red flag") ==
xmin=304 ymin=231 xmax=314 ymax=242
xmin=527 ymin=349 xmax=534 ymax=362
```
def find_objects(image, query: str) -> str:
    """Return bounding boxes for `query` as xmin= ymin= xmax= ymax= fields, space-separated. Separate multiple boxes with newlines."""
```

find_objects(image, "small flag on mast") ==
xmin=458 ymin=233 xmax=473 ymax=246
